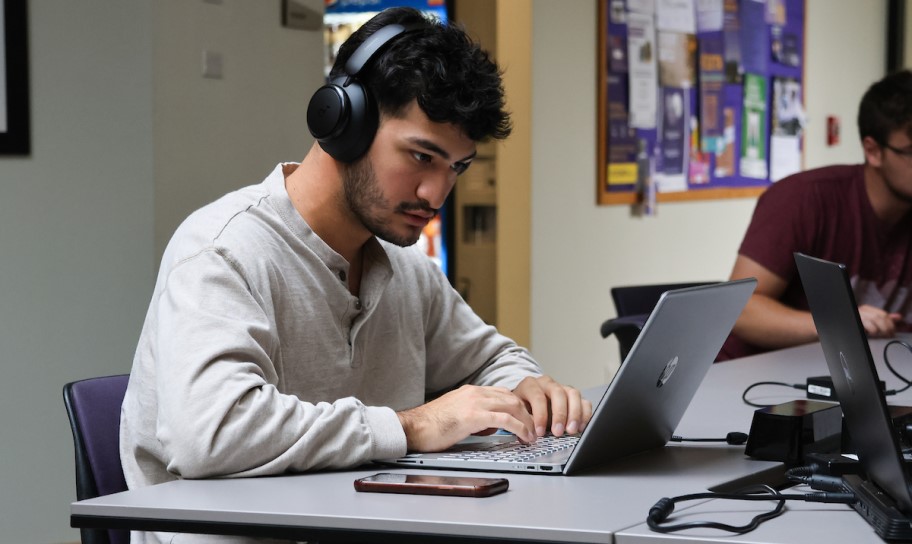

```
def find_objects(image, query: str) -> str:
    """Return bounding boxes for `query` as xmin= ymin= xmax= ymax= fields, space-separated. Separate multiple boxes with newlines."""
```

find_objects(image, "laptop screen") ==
xmin=795 ymin=252 xmax=912 ymax=513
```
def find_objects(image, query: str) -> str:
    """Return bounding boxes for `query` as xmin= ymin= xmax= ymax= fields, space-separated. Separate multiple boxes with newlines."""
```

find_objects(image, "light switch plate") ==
xmin=202 ymin=50 xmax=224 ymax=79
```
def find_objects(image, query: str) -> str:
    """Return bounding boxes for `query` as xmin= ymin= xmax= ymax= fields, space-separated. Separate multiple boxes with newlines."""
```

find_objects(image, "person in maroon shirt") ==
xmin=720 ymin=69 xmax=912 ymax=361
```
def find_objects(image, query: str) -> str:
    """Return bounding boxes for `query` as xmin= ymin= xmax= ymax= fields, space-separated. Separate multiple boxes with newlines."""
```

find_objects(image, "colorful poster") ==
xmin=608 ymin=34 xmax=629 ymax=74
xmin=770 ymin=76 xmax=803 ymax=181
xmin=770 ymin=0 xmax=803 ymax=69
xmin=714 ymin=106 xmax=737 ymax=177
xmin=688 ymin=110 xmax=710 ymax=184
xmin=739 ymin=0 xmax=769 ymax=75
xmin=772 ymin=77 xmax=803 ymax=136
xmin=607 ymin=0 xmax=629 ymax=73
xmin=771 ymin=25 xmax=801 ymax=67
xmin=699 ymin=32 xmax=725 ymax=153
xmin=740 ymin=73 xmax=768 ymax=179
xmin=715 ymin=83 xmax=743 ymax=181
xmin=657 ymin=87 xmax=688 ymax=191
xmin=606 ymin=74 xmax=640 ymax=186
xmin=658 ymin=32 xmax=696 ymax=88
xmin=722 ymin=0 xmax=742 ymax=83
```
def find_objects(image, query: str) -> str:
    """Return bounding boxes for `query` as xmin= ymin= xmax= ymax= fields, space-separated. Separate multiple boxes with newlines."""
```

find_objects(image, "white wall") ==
xmin=529 ymin=0 xmax=887 ymax=388
xmin=153 ymin=1 xmax=323 ymax=259
xmin=0 ymin=1 xmax=323 ymax=542
xmin=0 ymin=2 xmax=155 ymax=542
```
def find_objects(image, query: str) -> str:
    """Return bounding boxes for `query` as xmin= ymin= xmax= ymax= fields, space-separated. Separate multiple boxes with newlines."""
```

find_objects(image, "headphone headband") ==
xmin=306 ymin=22 xmax=421 ymax=163
xmin=344 ymin=23 xmax=409 ymax=77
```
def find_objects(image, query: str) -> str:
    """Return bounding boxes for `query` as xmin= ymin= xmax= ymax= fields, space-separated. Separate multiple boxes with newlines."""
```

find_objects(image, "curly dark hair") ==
xmin=330 ymin=7 xmax=512 ymax=142
xmin=857 ymin=69 xmax=912 ymax=144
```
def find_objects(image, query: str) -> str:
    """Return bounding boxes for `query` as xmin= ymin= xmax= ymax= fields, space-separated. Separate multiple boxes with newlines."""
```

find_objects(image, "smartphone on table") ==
xmin=354 ymin=472 xmax=509 ymax=498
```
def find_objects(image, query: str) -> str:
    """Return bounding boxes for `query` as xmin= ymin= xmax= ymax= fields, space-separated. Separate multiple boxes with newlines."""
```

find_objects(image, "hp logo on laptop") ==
xmin=839 ymin=351 xmax=855 ymax=395
xmin=656 ymin=356 xmax=679 ymax=388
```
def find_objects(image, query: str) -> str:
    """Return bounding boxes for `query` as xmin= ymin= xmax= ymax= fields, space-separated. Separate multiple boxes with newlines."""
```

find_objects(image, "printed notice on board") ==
xmin=740 ymin=73 xmax=768 ymax=179
xmin=606 ymin=74 xmax=639 ymax=185
xmin=657 ymin=86 xmax=688 ymax=191
xmin=696 ymin=0 xmax=724 ymax=32
xmin=656 ymin=0 xmax=697 ymax=33
xmin=770 ymin=76 xmax=804 ymax=181
xmin=627 ymin=11 xmax=658 ymax=129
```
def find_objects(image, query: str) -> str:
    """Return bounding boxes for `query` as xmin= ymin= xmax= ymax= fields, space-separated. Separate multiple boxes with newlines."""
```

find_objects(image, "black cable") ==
xmin=670 ymin=432 xmax=748 ymax=445
xmin=784 ymin=466 xmax=847 ymax=491
xmin=646 ymin=484 xmax=856 ymax=534
xmin=883 ymin=340 xmax=912 ymax=395
xmin=740 ymin=342 xmax=912 ymax=407
xmin=741 ymin=381 xmax=805 ymax=408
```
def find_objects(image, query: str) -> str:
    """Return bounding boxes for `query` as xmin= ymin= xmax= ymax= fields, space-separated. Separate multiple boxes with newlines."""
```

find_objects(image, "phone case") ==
xmin=354 ymin=473 xmax=509 ymax=497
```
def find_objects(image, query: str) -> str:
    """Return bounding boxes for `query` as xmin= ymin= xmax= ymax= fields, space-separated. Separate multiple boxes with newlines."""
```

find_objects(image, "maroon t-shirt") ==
xmin=719 ymin=164 xmax=912 ymax=361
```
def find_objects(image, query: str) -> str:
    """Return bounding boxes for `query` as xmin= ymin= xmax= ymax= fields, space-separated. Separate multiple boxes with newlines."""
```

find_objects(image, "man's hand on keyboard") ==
xmin=397 ymin=384 xmax=538 ymax=452
xmin=512 ymin=376 xmax=593 ymax=438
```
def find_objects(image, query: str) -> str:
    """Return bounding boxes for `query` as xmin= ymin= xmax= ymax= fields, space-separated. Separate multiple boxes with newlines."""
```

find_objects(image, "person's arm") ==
xmin=858 ymin=305 xmax=902 ymax=337
xmin=730 ymin=255 xmax=901 ymax=349
xmin=729 ymin=254 xmax=818 ymax=349
xmin=401 ymin=257 xmax=592 ymax=451
xmin=153 ymin=250 xmax=405 ymax=479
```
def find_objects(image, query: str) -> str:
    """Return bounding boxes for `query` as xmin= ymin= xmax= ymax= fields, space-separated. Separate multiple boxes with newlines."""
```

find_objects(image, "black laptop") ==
xmin=795 ymin=252 xmax=912 ymax=540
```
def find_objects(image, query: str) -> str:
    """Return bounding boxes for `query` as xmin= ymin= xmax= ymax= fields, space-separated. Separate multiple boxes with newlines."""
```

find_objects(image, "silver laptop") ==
xmin=379 ymin=278 xmax=756 ymax=475
xmin=795 ymin=252 xmax=912 ymax=540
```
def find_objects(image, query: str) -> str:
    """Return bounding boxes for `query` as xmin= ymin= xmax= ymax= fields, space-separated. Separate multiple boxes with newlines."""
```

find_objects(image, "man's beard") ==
xmin=341 ymin=156 xmax=437 ymax=247
xmin=882 ymin=171 xmax=912 ymax=205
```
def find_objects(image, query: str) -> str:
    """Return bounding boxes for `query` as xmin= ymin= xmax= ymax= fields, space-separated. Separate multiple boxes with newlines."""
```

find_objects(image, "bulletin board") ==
xmin=597 ymin=0 xmax=806 ymax=206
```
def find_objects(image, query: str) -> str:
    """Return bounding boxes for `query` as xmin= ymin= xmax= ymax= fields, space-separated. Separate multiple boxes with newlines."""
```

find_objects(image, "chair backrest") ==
xmin=603 ymin=282 xmax=718 ymax=362
xmin=63 ymin=374 xmax=130 ymax=544
xmin=611 ymin=282 xmax=717 ymax=317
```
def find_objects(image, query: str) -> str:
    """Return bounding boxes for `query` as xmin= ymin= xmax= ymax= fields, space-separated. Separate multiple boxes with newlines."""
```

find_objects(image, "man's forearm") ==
xmin=731 ymin=293 xmax=818 ymax=349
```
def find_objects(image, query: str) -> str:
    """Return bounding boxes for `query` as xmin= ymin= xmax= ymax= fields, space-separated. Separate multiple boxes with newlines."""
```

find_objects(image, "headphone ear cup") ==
xmin=306 ymin=77 xmax=378 ymax=163
xmin=307 ymin=83 xmax=349 ymax=141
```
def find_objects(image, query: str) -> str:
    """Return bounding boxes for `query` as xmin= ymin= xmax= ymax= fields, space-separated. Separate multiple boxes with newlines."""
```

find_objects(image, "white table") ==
xmin=72 ymin=338 xmax=912 ymax=542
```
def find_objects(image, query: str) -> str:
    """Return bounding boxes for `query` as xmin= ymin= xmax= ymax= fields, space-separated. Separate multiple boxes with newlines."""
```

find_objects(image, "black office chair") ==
xmin=63 ymin=374 xmax=131 ymax=544
xmin=600 ymin=282 xmax=717 ymax=361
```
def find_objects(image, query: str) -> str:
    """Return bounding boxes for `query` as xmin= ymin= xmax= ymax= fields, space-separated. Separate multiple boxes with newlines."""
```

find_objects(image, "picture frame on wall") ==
xmin=0 ymin=0 xmax=30 ymax=155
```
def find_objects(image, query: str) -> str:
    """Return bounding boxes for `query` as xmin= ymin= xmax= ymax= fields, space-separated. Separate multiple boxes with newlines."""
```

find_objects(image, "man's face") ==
xmin=341 ymin=101 xmax=476 ymax=247
xmin=868 ymin=128 xmax=912 ymax=204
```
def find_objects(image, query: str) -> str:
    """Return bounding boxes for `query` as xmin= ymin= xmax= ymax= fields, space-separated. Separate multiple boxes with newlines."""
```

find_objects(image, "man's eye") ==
xmin=451 ymin=162 xmax=470 ymax=175
xmin=413 ymin=152 xmax=433 ymax=163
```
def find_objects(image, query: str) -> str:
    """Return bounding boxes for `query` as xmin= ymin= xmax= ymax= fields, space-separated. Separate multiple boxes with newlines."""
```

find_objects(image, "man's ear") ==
xmin=862 ymin=136 xmax=884 ymax=167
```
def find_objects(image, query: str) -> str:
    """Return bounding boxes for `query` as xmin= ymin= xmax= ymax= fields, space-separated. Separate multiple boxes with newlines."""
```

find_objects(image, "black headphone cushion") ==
xmin=307 ymin=76 xmax=379 ymax=163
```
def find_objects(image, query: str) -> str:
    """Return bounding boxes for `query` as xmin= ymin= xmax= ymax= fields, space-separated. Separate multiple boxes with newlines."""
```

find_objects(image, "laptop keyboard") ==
xmin=442 ymin=435 xmax=579 ymax=462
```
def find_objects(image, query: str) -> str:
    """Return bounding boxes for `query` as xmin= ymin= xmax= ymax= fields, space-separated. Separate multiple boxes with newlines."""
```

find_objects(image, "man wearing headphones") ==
xmin=120 ymin=6 xmax=591 ymax=500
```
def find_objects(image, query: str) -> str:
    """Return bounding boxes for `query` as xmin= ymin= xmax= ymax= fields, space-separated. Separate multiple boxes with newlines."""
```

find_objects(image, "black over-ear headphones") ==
xmin=306 ymin=23 xmax=417 ymax=163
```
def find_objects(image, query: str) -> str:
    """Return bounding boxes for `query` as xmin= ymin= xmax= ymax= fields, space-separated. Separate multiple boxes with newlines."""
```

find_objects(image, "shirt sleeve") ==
xmin=418 ymin=256 xmax=543 ymax=394
xmin=153 ymin=249 xmax=406 ymax=479
xmin=738 ymin=179 xmax=820 ymax=281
